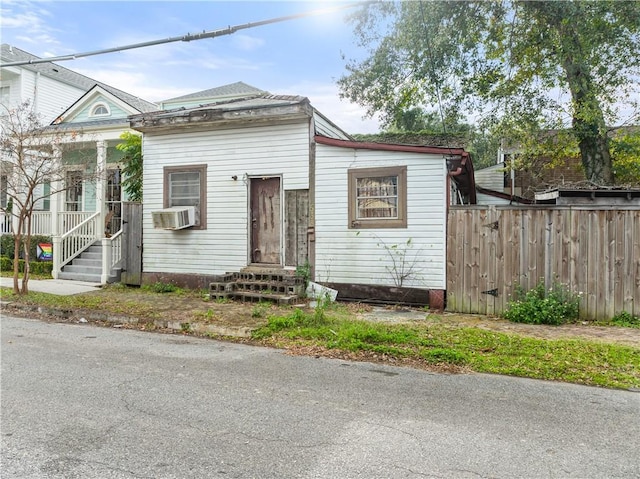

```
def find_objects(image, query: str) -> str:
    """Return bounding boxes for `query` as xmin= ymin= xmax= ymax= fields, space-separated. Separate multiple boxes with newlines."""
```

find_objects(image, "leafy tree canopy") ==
xmin=339 ymin=0 xmax=640 ymax=185
xmin=611 ymin=129 xmax=640 ymax=185
xmin=116 ymin=132 xmax=143 ymax=202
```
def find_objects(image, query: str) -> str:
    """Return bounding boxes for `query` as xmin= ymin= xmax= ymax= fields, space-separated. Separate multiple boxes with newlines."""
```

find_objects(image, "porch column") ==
xmin=96 ymin=140 xmax=107 ymax=236
xmin=51 ymin=145 xmax=63 ymax=279
xmin=50 ymin=145 xmax=63 ymax=236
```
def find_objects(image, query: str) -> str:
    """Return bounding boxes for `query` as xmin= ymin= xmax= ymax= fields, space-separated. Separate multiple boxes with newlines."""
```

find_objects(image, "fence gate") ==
xmin=121 ymin=202 xmax=142 ymax=286
xmin=446 ymin=206 xmax=640 ymax=320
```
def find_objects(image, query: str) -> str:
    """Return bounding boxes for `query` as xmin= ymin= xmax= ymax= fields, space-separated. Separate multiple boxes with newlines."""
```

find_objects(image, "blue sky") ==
xmin=1 ymin=0 xmax=382 ymax=133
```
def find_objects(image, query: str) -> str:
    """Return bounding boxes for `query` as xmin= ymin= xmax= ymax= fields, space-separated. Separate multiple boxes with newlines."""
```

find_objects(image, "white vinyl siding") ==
xmin=313 ymin=111 xmax=351 ymax=140
xmin=17 ymin=70 xmax=85 ymax=123
xmin=0 ymin=85 xmax=11 ymax=107
xmin=314 ymin=144 xmax=448 ymax=290
xmin=474 ymin=164 xmax=505 ymax=191
xmin=142 ymin=121 xmax=310 ymax=275
xmin=475 ymin=164 xmax=512 ymax=205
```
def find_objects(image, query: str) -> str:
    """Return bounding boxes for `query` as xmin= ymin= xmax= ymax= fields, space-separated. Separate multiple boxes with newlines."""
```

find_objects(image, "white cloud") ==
xmin=0 ymin=2 xmax=60 ymax=47
xmin=282 ymin=81 xmax=381 ymax=134
xmin=231 ymin=34 xmax=266 ymax=51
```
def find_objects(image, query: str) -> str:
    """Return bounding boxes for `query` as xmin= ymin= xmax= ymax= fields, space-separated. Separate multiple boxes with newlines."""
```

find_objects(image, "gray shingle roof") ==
xmin=162 ymin=82 xmax=265 ymax=103
xmin=1 ymin=44 xmax=158 ymax=113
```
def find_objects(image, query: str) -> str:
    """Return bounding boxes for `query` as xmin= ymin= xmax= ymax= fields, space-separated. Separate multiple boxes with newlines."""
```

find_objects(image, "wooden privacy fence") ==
xmin=446 ymin=206 xmax=640 ymax=320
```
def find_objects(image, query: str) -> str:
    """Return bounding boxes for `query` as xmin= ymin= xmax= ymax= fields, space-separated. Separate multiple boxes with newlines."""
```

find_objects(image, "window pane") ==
xmin=356 ymin=175 xmax=398 ymax=219
xmin=169 ymin=171 xmax=200 ymax=206
xmin=65 ymin=171 xmax=83 ymax=211
xmin=92 ymin=104 xmax=109 ymax=115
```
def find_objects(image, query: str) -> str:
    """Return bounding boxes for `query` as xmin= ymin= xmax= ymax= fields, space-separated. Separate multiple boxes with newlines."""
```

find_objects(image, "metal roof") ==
xmin=1 ymin=44 xmax=158 ymax=113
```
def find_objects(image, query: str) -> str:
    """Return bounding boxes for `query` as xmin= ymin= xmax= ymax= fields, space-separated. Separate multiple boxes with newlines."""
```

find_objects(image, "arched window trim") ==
xmin=90 ymin=102 xmax=111 ymax=117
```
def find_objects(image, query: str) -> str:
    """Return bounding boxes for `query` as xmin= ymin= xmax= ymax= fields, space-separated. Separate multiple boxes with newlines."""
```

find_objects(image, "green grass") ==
xmin=254 ymin=307 xmax=640 ymax=390
xmin=3 ymin=286 xmax=638 ymax=390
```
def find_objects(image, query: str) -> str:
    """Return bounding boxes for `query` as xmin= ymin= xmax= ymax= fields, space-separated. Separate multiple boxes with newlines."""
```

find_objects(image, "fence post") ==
xmin=52 ymin=236 xmax=61 ymax=279
xmin=101 ymin=237 xmax=111 ymax=284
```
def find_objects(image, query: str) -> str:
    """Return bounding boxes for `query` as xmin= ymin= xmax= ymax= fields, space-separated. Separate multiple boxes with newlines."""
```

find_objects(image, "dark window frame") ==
xmin=348 ymin=165 xmax=407 ymax=229
xmin=163 ymin=164 xmax=207 ymax=230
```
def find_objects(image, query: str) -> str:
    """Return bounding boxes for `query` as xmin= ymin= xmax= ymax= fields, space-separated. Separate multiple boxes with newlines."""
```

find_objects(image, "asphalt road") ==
xmin=1 ymin=315 xmax=639 ymax=479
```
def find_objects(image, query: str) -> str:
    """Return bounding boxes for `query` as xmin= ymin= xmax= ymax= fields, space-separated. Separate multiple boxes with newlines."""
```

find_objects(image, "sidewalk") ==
xmin=0 ymin=277 xmax=101 ymax=296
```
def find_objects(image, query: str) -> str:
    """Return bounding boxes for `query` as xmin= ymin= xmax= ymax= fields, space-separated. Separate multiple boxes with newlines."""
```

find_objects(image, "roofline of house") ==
xmin=312 ymin=110 xmax=355 ymax=142
xmin=476 ymin=185 xmax=534 ymax=204
xmin=129 ymin=98 xmax=313 ymax=132
xmin=314 ymin=135 xmax=469 ymax=155
xmin=315 ymin=134 xmax=477 ymax=204
xmin=52 ymin=84 xmax=146 ymax=125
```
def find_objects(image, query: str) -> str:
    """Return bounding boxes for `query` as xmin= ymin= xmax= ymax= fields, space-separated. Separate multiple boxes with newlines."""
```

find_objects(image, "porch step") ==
xmin=69 ymin=258 xmax=102 ymax=267
xmin=62 ymin=264 xmax=102 ymax=275
xmin=58 ymin=242 xmax=118 ymax=284
xmin=209 ymin=269 xmax=304 ymax=305
xmin=58 ymin=271 xmax=102 ymax=283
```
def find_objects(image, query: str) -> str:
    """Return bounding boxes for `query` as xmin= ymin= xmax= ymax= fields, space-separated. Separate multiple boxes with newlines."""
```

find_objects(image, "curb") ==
xmin=0 ymin=301 xmax=254 ymax=338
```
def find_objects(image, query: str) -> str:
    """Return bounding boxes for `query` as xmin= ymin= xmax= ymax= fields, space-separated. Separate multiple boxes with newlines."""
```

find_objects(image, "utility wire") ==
xmin=1 ymin=2 xmax=371 ymax=67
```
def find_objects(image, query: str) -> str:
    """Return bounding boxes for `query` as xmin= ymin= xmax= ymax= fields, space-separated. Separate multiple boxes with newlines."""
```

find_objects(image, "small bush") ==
xmin=0 ymin=256 xmax=12 ymax=271
xmin=611 ymin=311 xmax=640 ymax=328
xmin=0 ymin=257 xmax=53 ymax=276
xmin=143 ymin=282 xmax=179 ymax=293
xmin=0 ymin=234 xmax=53 ymax=261
xmin=295 ymin=260 xmax=311 ymax=291
xmin=503 ymin=281 xmax=580 ymax=325
xmin=251 ymin=301 xmax=270 ymax=318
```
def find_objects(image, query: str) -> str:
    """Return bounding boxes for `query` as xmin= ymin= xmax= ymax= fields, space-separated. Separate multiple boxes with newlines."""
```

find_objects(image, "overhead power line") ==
xmin=1 ymin=2 xmax=371 ymax=67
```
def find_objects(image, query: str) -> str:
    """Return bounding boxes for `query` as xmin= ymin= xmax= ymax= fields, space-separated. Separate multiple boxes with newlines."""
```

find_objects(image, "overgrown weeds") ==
xmin=610 ymin=311 xmax=640 ymax=329
xmin=253 ymin=308 xmax=640 ymax=390
xmin=503 ymin=280 xmax=580 ymax=325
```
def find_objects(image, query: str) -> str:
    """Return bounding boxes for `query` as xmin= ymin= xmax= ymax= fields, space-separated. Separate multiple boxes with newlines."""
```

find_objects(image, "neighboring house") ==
xmin=475 ymin=131 xmax=639 ymax=205
xmin=1 ymin=44 xmax=158 ymax=282
xmin=474 ymin=162 xmax=532 ymax=205
xmin=2 ymin=43 xmax=92 ymax=230
xmin=47 ymin=84 xmax=157 ymax=282
xmin=129 ymin=84 xmax=476 ymax=306
xmin=1 ymin=44 xmax=90 ymax=123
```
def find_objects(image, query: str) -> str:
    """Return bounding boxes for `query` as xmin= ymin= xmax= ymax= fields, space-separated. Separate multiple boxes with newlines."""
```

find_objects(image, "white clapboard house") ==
xmin=129 ymin=83 xmax=476 ymax=306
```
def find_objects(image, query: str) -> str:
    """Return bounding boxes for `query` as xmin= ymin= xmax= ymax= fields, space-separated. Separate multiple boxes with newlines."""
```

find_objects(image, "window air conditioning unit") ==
xmin=151 ymin=206 xmax=196 ymax=230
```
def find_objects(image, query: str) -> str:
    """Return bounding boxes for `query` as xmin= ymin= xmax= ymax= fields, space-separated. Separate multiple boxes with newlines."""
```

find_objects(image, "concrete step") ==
xmin=58 ymin=271 xmax=101 ymax=283
xmin=79 ymin=252 xmax=102 ymax=261
xmin=71 ymin=258 xmax=102 ymax=267
xmin=63 ymin=264 xmax=102 ymax=275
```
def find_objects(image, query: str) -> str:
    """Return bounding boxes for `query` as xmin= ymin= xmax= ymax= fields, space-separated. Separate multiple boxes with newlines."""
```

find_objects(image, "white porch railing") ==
xmin=0 ymin=211 xmax=52 ymax=235
xmin=28 ymin=212 xmax=52 ymax=235
xmin=0 ymin=212 xmax=11 ymax=235
xmin=58 ymin=212 xmax=94 ymax=235
xmin=53 ymin=212 xmax=101 ymax=276
xmin=101 ymin=229 xmax=123 ymax=283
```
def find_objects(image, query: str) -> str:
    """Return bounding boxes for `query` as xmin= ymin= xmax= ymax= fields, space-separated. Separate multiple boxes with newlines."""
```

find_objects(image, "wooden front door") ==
xmin=250 ymin=177 xmax=281 ymax=264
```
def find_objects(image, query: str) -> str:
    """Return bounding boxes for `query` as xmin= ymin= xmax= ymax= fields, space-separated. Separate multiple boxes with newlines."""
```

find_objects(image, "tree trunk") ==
xmin=562 ymin=56 xmax=614 ymax=185
xmin=12 ymin=225 xmax=22 ymax=295
xmin=527 ymin=1 xmax=614 ymax=185
xmin=21 ymin=215 xmax=31 ymax=295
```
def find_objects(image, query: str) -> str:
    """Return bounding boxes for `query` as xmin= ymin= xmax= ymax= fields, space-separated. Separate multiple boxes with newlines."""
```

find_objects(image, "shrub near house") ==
xmin=0 ymin=234 xmax=53 ymax=276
